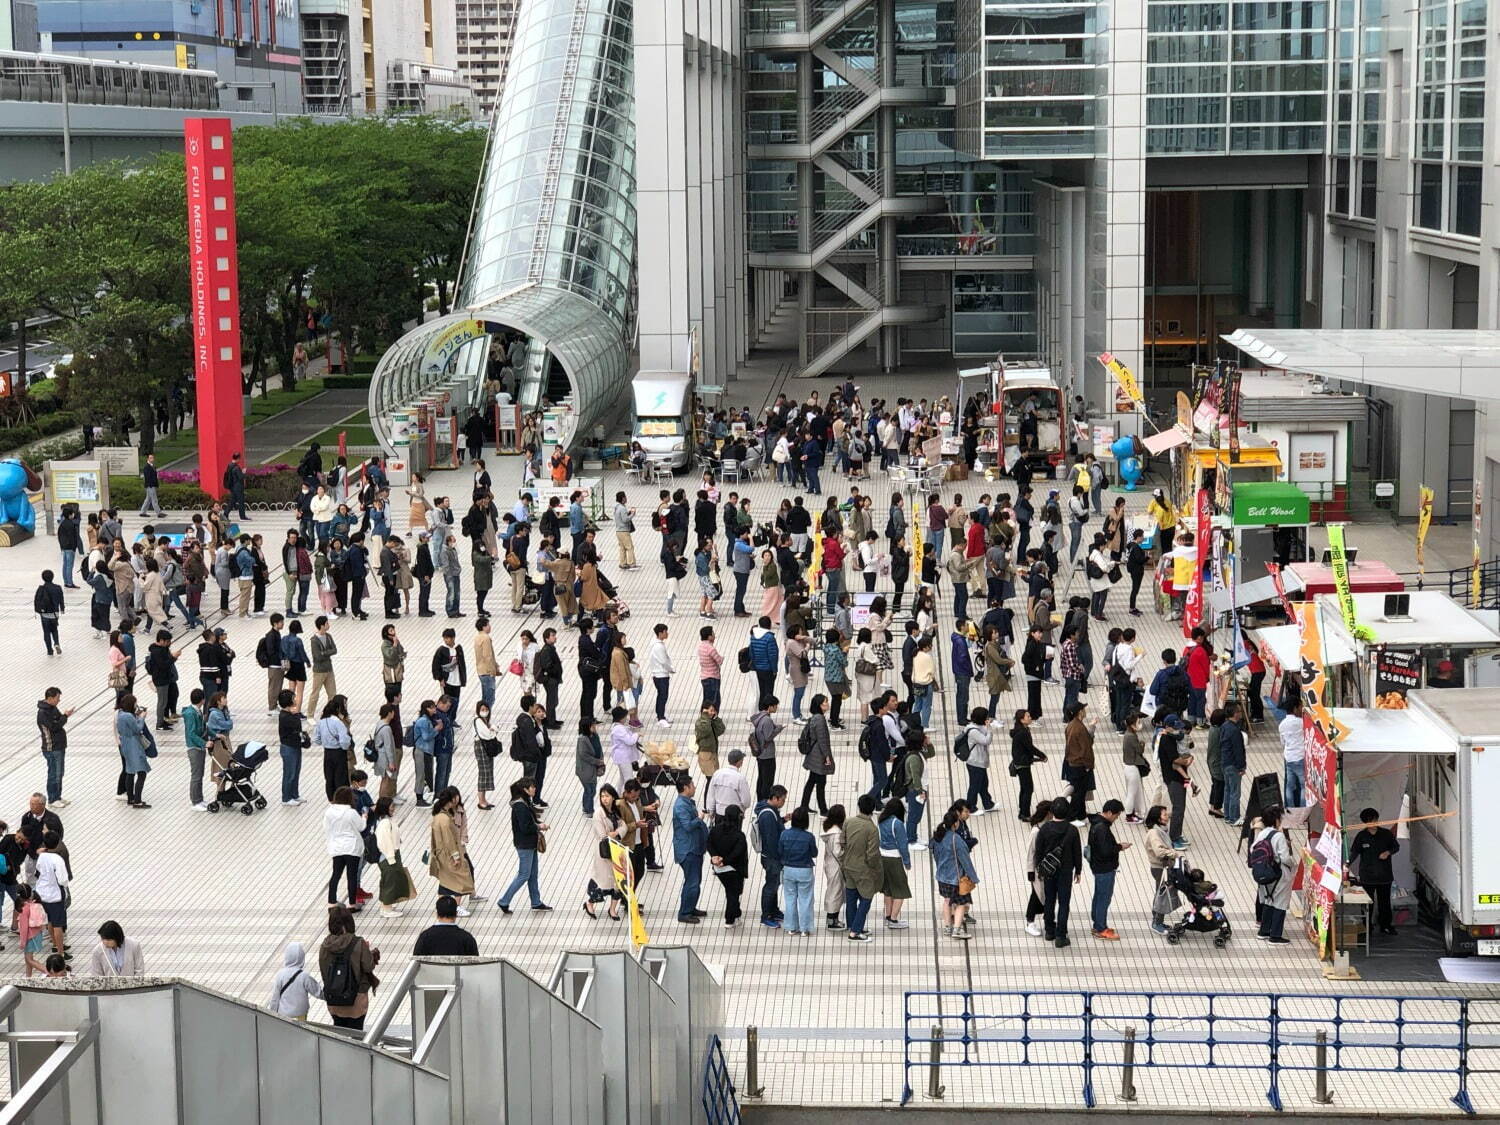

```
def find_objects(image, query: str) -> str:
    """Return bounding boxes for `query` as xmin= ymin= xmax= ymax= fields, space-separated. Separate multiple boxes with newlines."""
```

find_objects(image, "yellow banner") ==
xmin=607 ymin=838 xmax=649 ymax=948
xmin=1297 ymin=598 xmax=1345 ymax=746
xmin=1473 ymin=478 xmax=1484 ymax=607
xmin=1416 ymin=485 xmax=1434 ymax=577
xmin=807 ymin=530 xmax=823 ymax=590
xmin=1098 ymin=352 xmax=1143 ymax=410
xmin=910 ymin=499 xmax=923 ymax=580
xmin=421 ymin=318 xmax=485 ymax=377
xmin=1327 ymin=525 xmax=1357 ymax=637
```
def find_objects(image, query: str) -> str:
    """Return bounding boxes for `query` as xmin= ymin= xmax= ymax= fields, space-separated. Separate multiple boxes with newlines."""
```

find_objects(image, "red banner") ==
xmin=1182 ymin=487 xmax=1211 ymax=637
xmin=184 ymin=118 xmax=245 ymax=498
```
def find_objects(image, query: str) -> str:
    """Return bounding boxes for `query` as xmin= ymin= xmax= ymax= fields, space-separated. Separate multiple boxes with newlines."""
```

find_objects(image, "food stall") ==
xmin=1231 ymin=480 xmax=1312 ymax=582
xmin=1248 ymin=618 xmax=1358 ymax=714
xmin=1317 ymin=590 xmax=1500 ymax=706
xmin=1171 ymin=433 xmax=1282 ymax=521
xmin=1288 ymin=559 xmax=1405 ymax=597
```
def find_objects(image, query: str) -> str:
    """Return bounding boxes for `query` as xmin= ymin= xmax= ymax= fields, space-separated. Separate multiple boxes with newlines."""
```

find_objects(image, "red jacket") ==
xmin=822 ymin=537 xmax=845 ymax=572
xmin=965 ymin=521 xmax=986 ymax=559
xmin=1185 ymin=643 xmax=1212 ymax=689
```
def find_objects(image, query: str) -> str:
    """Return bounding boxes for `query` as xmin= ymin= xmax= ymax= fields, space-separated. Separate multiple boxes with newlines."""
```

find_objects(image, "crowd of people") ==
xmin=21 ymin=374 xmax=1346 ymax=1027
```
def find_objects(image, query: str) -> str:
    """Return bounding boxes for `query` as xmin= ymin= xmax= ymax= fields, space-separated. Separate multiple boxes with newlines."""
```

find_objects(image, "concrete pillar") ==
xmin=1248 ymin=188 xmax=1269 ymax=314
xmin=878 ymin=0 xmax=899 ymax=371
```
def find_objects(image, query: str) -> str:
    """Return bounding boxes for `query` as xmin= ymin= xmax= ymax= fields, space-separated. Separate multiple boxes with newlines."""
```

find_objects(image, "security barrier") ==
xmin=904 ymin=989 xmax=1496 ymax=1114
xmin=702 ymin=1035 xmax=741 ymax=1124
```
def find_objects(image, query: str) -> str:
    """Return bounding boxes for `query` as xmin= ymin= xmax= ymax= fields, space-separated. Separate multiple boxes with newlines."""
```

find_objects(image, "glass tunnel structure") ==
xmin=368 ymin=0 xmax=637 ymax=456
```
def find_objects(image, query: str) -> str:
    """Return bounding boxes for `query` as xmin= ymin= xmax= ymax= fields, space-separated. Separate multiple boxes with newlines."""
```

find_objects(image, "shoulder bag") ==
xmin=950 ymin=836 xmax=976 ymax=896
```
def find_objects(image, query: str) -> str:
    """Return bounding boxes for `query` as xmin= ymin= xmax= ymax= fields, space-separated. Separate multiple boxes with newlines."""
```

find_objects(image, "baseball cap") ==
xmin=1161 ymin=713 xmax=1187 ymax=731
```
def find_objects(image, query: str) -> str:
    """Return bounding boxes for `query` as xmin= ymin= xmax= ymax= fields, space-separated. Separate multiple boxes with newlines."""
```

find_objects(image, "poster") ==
xmin=1176 ymin=391 xmax=1193 ymax=432
xmin=1326 ymin=524 xmax=1357 ymax=636
xmin=421 ymin=318 xmax=485 ymax=377
xmin=1473 ymin=478 xmax=1484 ymax=607
xmin=607 ymin=838 xmax=649 ymax=949
xmin=1226 ymin=367 xmax=1242 ymax=461
xmin=1373 ymin=647 xmax=1421 ymax=707
xmin=1416 ymin=485 xmax=1434 ymax=579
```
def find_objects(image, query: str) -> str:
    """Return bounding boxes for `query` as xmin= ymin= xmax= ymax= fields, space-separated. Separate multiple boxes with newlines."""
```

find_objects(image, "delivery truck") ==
xmin=630 ymin=371 xmax=695 ymax=470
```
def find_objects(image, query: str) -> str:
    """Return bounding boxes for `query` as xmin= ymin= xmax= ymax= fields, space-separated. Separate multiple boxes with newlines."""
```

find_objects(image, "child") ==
xmin=351 ymin=770 xmax=375 ymax=907
xmin=44 ymin=953 xmax=68 ymax=978
xmin=17 ymin=887 xmax=48 ymax=977
xmin=182 ymin=688 xmax=209 ymax=811
xmin=266 ymin=941 xmax=323 ymax=1019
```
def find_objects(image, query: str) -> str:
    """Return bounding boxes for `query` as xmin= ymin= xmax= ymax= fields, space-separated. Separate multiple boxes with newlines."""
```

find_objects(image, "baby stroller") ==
xmin=1163 ymin=861 xmax=1233 ymax=947
xmin=207 ymin=740 xmax=271 ymax=816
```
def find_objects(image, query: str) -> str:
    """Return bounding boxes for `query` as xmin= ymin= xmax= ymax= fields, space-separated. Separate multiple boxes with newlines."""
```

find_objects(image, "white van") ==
xmin=631 ymin=371 xmax=695 ymax=470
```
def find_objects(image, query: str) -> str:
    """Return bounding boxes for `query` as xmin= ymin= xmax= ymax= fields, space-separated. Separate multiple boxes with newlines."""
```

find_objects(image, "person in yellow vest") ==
xmin=1146 ymin=488 xmax=1176 ymax=557
xmin=1167 ymin=531 xmax=1197 ymax=622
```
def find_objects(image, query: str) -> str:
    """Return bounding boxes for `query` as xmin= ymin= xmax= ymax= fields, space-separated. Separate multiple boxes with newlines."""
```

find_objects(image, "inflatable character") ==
xmin=0 ymin=459 xmax=41 ymax=532
xmin=1110 ymin=434 xmax=1146 ymax=491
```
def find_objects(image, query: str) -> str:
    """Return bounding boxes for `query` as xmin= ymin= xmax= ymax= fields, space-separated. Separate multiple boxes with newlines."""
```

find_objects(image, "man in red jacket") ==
xmin=821 ymin=535 xmax=846 ymax=615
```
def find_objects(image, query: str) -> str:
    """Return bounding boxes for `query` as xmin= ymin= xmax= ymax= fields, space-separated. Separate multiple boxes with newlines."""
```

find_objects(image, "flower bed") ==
xmin=108 ymin=463 xmax=301 ymax=510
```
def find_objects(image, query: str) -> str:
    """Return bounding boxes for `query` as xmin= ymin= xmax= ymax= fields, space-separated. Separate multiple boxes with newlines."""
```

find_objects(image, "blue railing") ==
xmin=904 ymin=990 xmax=1495 ymax=1114
xmin=703 ymin=1034 xmax=742 ymax=1124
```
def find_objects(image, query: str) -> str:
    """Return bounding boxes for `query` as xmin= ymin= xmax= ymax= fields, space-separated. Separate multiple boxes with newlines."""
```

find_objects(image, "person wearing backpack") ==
xmin=1251 ymin=806 xmax=1295 ymax=944
xmin=889 ymin=739 xmax=929 ymax=850
xmin=266 ymin=941 xmax=323 ymax=1020
xmin=798 ymin=695 xmax=834 ymax=815
xmin=318 ymin=906 xmax=379 ymax=1030
xmin=1065 ymin=486 xmax=1089 ymax=564
xmin=257 ymin=614 xmax=287 ymax=716
xmin=953 ymin=707 xmax=992 ymax=815
xmin=1034 ymin=796 xmax=1083 ymax=948
xmin=1146 ymin=649 xmax=1190 ymax=718
xmin=860 ymin=692 xmax=898 ymax=802
xmin=750 ymin=700 xmax=786 ymax=802
xmin=753 ymin=787 xmax=789 ymax=928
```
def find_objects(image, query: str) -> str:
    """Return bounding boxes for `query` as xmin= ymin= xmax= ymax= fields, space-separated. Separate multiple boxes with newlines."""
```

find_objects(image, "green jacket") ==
xmin=183 ymin=705 xmax=207 ymax=751
xmin=839 ymin=814 xmax=883 ymax=897
xmin=695 ymin=714 xmax=725 ymax=756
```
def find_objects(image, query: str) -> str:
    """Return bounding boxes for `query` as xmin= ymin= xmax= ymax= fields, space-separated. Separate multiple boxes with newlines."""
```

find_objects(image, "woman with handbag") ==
xmin=107 ymin=631 xmax=132 ymax=702
xmin=372 ymin=796 xmax=415 ymax=919
xmin=497 ymin=778 xmax=551 ymax=914
xmin=428 ymin=787 xmax=476 ymax=915
xmin=575 ymin=716 xmax=605 ymax=816
xmin=585 ymin=783 xmax=625 ymax=920
xmin=472 ymin=701 xmax=502 ymax=810
xmin=372 ymin=703 xmax=402 ymax=803
xmin=822 ymin=628 xmax=851 ymax=730
xmin=115 ymin=693 xmax=155 ymax=808
xmin=852 ymin=628 xmax=880 ymax=719
xmin=707 ymin=804 xmax=749 ymax=927
xmin=932 ymin=809 xmax=979 ymax=939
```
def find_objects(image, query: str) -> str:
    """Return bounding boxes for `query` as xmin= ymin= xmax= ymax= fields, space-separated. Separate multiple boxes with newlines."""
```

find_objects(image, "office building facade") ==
xmin=455 ymin=0 xmax=519 ymax=115
xmin=301 ymin=0 xmax=472 ymax=116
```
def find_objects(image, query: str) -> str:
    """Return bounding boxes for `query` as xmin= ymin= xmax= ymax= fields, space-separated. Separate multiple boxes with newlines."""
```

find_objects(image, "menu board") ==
xmin=1373 ymin=647 xmax=1421 ymax=708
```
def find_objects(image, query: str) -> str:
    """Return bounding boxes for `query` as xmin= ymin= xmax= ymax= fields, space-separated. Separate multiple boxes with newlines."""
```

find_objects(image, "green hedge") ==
xmin=321 ymin=375 xmax=373 ymax=390
xmin=0 ymin=410 xmax=79 ymax=454
xmin=349 ymin=354 xmax=380 ymax=375
xmin=108 ymin=466 xmax=302 ymax=510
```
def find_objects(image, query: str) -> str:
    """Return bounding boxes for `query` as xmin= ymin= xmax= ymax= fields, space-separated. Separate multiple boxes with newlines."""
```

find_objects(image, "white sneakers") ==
xmin=455 ymin=906 xmax=473 ymax=917
xmin=909 ymin=842 xmax=929 ymax=851
xmin=190 ymin=803 xmax=209 ymax=812
xmin=380 ymin=907 xmax=405 ymax=918
xmin=657 ymin=719 xmax=672 ymax=728
xmin=1025 ymin=921 xmax=1043 ymax=937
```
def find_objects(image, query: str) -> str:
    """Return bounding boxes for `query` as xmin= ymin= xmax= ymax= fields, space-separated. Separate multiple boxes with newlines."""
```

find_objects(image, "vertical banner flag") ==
xmin=1472 ymin=479 xmax=1484 ymax=606
xmin=1226 ymin=366 xmax=1242 ymax=461
xmin=910 ymin=499 xmax=924 ymax=583
xmin=608 ymin=838 xmax=649 ymax=948
xmin=1416 ymin=485 xmax=1434 ymax=580
xmin=1182 ymin=487 xmax=1211 ymax=638
xmin=1099 ymin=352 xmax=1143 ymax=413
xmin=1296 ymin=598 xmax=1342 ymax=956
xmin=1326 ymin=524 xmax=1358 ymax=636
xmin=1266 ymin=561 xmax=1298 ymax=624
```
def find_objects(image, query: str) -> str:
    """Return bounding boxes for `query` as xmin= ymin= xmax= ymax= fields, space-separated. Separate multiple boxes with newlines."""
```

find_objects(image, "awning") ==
xmin=1250 ymin=623 xmax=1357 ymax=669
xmin=1142 ymin=427 xmax=1190 ymax=455
xmin=1233 ymin=481 xmax=1310 ymax=526
xmin=1222 ymin=329 xmax=1500 ymax=401
xmin=1329 ymin=707 xmax=1455 ymax=755
xmin=1207 ymin=567 xmax=1306 ymax=614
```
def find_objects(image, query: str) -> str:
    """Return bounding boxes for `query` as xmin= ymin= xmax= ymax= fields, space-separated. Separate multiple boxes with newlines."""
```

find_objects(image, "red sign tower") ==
xmin=184 ymin=118 xmax=245 ymax=498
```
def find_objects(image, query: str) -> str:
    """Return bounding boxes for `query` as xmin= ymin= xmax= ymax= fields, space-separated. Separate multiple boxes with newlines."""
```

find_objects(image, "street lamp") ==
xmin=10 ymin=64 xmax=71 ymax=175
xmin=216 ymin=79 xmax=279 ymax=124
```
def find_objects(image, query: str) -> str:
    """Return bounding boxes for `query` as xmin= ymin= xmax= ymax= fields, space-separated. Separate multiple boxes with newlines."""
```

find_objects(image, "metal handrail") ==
xmin=0 ymin=1018 xmax=98 ymax=1124
xmin=362 ymin=959 xmax=422 ymax=1047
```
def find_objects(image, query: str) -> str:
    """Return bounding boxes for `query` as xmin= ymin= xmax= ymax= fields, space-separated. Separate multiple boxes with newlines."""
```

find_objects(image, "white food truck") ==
xmin=630 ymin=371 xmax=695 ymax=470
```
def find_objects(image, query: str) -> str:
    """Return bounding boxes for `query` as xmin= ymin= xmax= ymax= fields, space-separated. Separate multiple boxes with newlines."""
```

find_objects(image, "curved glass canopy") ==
xmin=370 ymin=0 xmax=637 ymax=456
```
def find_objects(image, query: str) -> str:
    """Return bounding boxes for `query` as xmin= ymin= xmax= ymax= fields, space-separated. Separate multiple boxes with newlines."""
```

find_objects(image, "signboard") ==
xmin=1416 ymin=484 xmax=1434 ymax=579
xmin=1472 ymin=478 xmax=1484 ymax=607
xmin=1231 ymin=482 xmax=1309 ymax=527
xmin=1226 ymin=366 xmax=1242 ymax=461
xmin=1091 ymin=423 xmax=1116 ymax=460
xmin=1373 ymin=647 xmax=1421 ymax=707
xmin=1176 ymin=391 xmax=1193 ymax=432
xmin=46 ymin=460 xmax=106 ymax=508
xmin=1266 ymin=561 xmax=1297 ymax=624
xmin=93 ymin=445 xmax=140 ymax=478
xmin=1098 ymin=352 xmax=1143 ymax=413
xmin=920 ymin=436 xmax=944 ymax=465
xmin=183 ymin=118 xmax=244 ymax=499
xmin=421 ymin=318 xmax=485 ymax=378
xmin=1326 ymin=524 xmax=1357 ymax=636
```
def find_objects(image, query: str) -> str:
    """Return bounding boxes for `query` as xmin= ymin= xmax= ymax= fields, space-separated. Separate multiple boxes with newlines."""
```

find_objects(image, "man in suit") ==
xmin=672 ymin=778 xmax=709 ymax=924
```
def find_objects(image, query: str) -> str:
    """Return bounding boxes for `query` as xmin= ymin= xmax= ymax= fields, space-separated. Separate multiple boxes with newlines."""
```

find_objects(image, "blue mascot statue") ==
xmin=1111 ymin=435 xmax=1145 ymax=492
xmin=0 ymin=459 xmax=41 ymax=533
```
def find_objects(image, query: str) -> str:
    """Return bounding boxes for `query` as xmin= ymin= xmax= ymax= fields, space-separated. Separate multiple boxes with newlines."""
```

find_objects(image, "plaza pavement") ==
xmin=0 ymin=361 xmax=1491 ymax=1113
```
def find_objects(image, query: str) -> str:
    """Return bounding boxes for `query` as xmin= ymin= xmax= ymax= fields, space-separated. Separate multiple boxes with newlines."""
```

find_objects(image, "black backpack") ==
xmin=888 ymin=752 xmax=913 ymax=798
xmin=323 ymin=946 xmax=359 ymax=1007
xmin=1247 ymin=834 xmax=1282 ymax=886
xmin=737 ymin=646 xmax=753 ymax=673
xmin=953 ymin=729 xmax=972 ymax=762
xmin=1160 ymin=668 xmax=1190 ymax=715
xmin=255 ymin=631 xmax=280 ymax=669
xmin=797 ymin=723 xmax=815 ymax=757
xmin=857 ymin=715 xmax=882 ymax=761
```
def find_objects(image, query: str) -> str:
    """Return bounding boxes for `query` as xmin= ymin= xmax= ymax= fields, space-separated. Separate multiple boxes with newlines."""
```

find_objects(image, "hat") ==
xmin=1437 ymin=659 xmax=1455 ymax=675
xmin=1153 ymin=488 xmax=1164 ymax=499
xmin=416 ymin=529 xmax=430 ymax=540
xmin=1161 ymin=713 xmax=1187 ymax=731
xmin=214 ymin=627 xmax=228 ymax=637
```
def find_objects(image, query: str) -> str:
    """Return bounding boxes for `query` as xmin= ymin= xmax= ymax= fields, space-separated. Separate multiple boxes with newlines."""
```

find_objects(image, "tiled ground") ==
xmin=0 ymin=356 xmax=1493 ymax=1113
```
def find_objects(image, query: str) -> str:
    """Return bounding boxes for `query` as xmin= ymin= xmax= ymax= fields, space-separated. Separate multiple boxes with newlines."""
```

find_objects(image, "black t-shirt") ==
xmin=412 ymin=923 xmax=479 ymax=957
xmin=1157 ymin=731 xmax=1184 ymax=783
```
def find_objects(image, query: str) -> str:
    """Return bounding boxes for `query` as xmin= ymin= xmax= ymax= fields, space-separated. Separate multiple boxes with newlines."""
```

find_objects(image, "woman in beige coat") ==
xmin=406 ymin=473 xmax=429 ymax=532
xmin=820 ymin=806 xmax=848 ymax=930
xmin=608 ymin=633 xmax=633 ymax=707
xmin=543 ymin=552 xmax=579 ymax=621
xmin=428 ymin=789 xmax=476 ymax=911
xmin=579 ymin=560 xmax=610 ymax=613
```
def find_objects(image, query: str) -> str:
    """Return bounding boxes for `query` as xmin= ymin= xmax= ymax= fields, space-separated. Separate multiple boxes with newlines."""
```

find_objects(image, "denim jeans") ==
xmin=866 ymin=756 xmax=889 ymax=803
xmin=965 ymin=764 xmax=994 ymax=811
xmin=42 ymin=750 xmax=65 ymax=803
xmin=913 ymin=683 xmax=933 ymax=728
xmin=480 ymin=674 xmax=496 ymax=710
xmin=435 ymin=753 xmax=454 ymax=794
xmin=654 ymin=676 xmax=670 ymax=720
xmin=805 ymin=464 xmax=820 ymax=494
xmin=1284 ymin=760 xmax=1305 ymax=808
xmin=1091 ymin=869 xmax=1116 ymax=933
xmin=782 ymin=865 xmax=814 ymax=932
xmin=1062 ymin=677 xmax=1082 ymax=715
xmin=167 ymin=587 xmax=196 ymax=623
xmin=844 ymin=887 xmax=873 ymax=934
xmin=760 ymin=858 xmax=782 ymax=921
xmin=953 ymin=583 xmax=969 ymax=623
xmin=954 ymin=678 xmax=970 ymax=725
xmin=824 ymin=569 xmax=844 ymax=614
xmin=1043 ymin=872 xmax=1073 ymax=938
xmin=60 ymin=549 xmax=76 ymax=587
xmin=280 ymin=744 xmax=301 ymax=802
xmin=581 ymin=777 xmax=596 ymax=815
xmin=500 ymin=848 xmax=542 ymax=908
xmin=904 ymin=793 xmax=926 ymax=844
xmin=1223 ymin=768 xmax=1243 ymax=822
xmin=678 ymin=852 xmax=703 ymax=919
xmin=790 ymin=684 xmax=805 ymax=720
xmin=444 ymin=575 xmax=461 ymax=615
xmin=702 ymin=677 xmax=721 ymax=710
xmin=1187 ymin=686 xmax=1207 ymax=724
